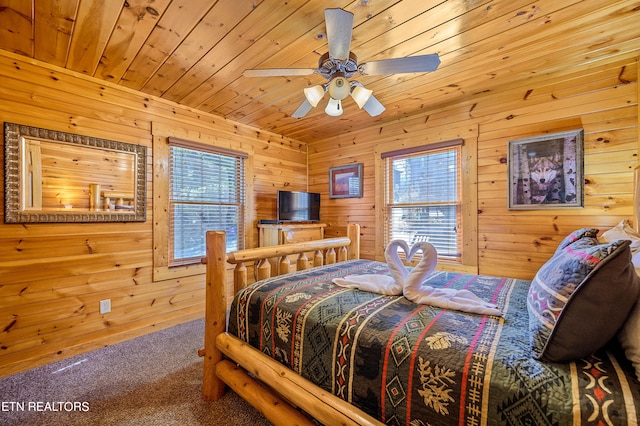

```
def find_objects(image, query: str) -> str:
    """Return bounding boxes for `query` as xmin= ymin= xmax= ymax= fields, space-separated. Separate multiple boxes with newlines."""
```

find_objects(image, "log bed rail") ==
xmin=199 ymin=224 xmax=383 ymax=425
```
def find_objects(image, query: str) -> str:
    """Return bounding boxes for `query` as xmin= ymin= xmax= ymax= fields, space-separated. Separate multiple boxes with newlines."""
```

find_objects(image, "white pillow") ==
xmin=599 ymin=220 xmax=640 ymax=274
xmin=601 ymin=220 xmax=640 ymax=380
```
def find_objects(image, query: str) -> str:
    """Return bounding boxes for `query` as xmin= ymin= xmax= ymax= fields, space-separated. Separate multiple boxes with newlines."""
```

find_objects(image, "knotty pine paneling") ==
xmin=1 ymin=8 xmax=638 ymax=376
xmin=2 ymin=0 xmax=638 ymax=140
xmin=309 ymin=57 xmax=638 ymax=280
xmin=0 ymin=50 xmax=307 ymax=378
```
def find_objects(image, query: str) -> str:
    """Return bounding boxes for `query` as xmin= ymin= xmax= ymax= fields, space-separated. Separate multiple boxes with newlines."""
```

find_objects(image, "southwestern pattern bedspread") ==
xmin=228 ymin=259 xmax=640 ymax=425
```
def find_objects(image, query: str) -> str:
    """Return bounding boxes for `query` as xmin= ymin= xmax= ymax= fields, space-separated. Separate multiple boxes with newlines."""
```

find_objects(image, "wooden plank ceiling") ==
xmin=0 ymin=0 xmax=638 ymax=142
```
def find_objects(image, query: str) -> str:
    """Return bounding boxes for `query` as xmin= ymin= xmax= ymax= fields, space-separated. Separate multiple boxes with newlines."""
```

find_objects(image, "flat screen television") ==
xmin=277 ymin=190 xmax=320 ymax=222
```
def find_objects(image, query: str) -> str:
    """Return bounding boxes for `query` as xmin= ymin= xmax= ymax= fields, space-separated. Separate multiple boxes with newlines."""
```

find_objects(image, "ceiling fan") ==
xmin=243 ymin=8 xmax=441 ymax=118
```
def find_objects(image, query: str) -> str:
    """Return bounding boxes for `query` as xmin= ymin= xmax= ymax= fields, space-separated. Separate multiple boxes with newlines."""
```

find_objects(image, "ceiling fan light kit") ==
xmin=325 ymin=98 xmax=343 ymax=116
xmin=350 ymin=83 xmax=373 ymax=109
xmin=304 ymin=85 xmax=326 ymax=107
xmin=244 ymin=8 xmax=441 ymax=118
xmin=328 ymin=75 xmax=350 ymax=100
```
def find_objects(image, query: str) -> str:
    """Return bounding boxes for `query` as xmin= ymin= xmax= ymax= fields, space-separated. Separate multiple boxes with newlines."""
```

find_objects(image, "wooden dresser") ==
xmin=258 ymin=222 xmax=326 ymax=247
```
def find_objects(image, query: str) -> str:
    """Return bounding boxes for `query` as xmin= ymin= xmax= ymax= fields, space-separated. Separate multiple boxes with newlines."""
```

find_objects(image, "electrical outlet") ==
xmin=99 ymin=299 xmax=111 ymax=314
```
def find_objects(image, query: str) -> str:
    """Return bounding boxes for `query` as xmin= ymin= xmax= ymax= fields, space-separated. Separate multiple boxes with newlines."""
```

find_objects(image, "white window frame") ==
xmin=152 ymin=132 xmax=253 ymax=282
xmin=383 ymin=141 xmax=463 ymax=261
xmin=168 ymin=138 xmax=247 ymax=266
xmin=374 ymin=136 xmax=478 ymax=274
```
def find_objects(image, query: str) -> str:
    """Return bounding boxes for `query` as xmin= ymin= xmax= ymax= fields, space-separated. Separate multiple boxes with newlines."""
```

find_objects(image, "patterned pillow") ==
xmin=527 ymin=232 xmax=640 ymax=362
xmin=553 ymin=227 xmax=599 ymax=255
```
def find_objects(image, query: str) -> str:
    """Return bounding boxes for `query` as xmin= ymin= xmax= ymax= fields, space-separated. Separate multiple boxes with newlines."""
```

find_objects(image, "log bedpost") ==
xmin=347 ymin=224 xmax=360 ymax=260
xmin=202 ymin=230 xmax=228 ymax=401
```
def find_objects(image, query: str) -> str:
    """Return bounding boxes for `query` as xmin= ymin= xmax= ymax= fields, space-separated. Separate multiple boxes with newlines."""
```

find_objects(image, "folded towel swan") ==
xmin=331 ymin=274 xmax=401 ymax=296
xmin=333 ymin=239 xmax=502 ymax=316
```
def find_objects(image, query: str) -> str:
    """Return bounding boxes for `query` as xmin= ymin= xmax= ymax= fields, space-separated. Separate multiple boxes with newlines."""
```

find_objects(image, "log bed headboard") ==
xmin=199 ymin=224 xmax=373 ymax=425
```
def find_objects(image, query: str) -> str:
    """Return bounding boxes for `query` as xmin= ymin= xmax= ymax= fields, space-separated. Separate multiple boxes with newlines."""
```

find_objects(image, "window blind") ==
xmin=169 ymin=143 xmax=245 ymax=266
xmin=385 ymin=144 xmax=462 ymax=259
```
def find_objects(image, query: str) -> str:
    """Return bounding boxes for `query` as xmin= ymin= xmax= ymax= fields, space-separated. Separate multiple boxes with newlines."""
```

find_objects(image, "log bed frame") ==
xmin=199 ymin=223 xmax=386 ymax=425
xmin=196 ymin=167 xmax=640 ymax=424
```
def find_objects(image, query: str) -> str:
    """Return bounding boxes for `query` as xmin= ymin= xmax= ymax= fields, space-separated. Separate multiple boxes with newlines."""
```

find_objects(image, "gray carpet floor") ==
xmin=0 ymin=319 xmax=272 ymax=425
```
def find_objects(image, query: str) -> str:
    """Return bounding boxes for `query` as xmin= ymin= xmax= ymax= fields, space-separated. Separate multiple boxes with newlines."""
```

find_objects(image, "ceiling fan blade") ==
xmin=243 ymin=68 xmax=317 ymax=77
xmin=291 ymin=99 xmax=313 ymax=118
xmin=324 ymin=8 xmax=354 ymax=61
xmin=359 ymin=54 xmax=441 ymax=75
xmin=362 ymin=95 xmax=385 ymax=117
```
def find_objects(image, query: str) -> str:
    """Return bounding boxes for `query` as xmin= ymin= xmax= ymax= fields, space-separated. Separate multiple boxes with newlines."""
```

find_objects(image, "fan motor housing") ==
xmin=318 ymin=51 xmax=359 ymax=80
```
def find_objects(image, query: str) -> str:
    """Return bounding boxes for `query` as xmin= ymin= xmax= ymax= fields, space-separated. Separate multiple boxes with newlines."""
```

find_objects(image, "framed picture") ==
xmin=329 ymin=163 xmax=363 ymax=199
xmin=508 ymin=129 xmax=584 ymax=210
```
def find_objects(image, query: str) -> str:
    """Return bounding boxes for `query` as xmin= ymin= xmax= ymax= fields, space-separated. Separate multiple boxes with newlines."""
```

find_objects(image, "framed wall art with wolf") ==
xmin=508 ymin=129 xmax=584 ymax=210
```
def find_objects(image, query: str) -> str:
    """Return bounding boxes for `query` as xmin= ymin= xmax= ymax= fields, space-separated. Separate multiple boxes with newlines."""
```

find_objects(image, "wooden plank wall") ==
xmin=0 ymin=50 xmax=307 ymax=377
xmin=309 ymin=56 xmax=639 ymax=279
xmin=0 ymin=49 xmax=637 ymax=378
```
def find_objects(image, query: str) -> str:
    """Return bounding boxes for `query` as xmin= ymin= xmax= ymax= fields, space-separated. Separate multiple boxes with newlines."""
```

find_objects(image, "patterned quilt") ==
xmin=228 ymin=260 xmax=640 ymax=425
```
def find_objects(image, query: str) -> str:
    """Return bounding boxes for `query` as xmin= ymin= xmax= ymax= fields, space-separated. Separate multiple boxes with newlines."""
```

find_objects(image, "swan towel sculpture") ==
xmin=332 ymin=240 xmax=502 ymax=316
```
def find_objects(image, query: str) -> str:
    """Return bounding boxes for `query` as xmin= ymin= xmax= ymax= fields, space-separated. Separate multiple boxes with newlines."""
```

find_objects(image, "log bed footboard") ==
xmin=200 ymin=224 xmax=379 ymax=425
xmin=216 ymin=332 xmax=382 ymax=425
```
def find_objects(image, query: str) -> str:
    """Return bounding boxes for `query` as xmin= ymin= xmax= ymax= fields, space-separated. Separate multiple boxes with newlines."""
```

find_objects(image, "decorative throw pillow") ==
xmin=554 ymin=227 xmax=599 ymax=255
xmin=527 ymin=232 xmax=640 ymax=362
xmin=599 ymin=220 xmax=640 ymax=379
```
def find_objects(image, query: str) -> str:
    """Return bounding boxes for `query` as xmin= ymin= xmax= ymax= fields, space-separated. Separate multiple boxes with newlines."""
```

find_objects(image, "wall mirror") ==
xmin=4 ymin=122 xmax=147 ymax=223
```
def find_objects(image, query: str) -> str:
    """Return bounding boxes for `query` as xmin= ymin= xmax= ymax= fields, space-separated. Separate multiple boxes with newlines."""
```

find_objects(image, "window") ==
xmin=169 ymin=138 xmax=246 ymax=266
xmin=383 ymin=140 xmax=462 ymax=260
